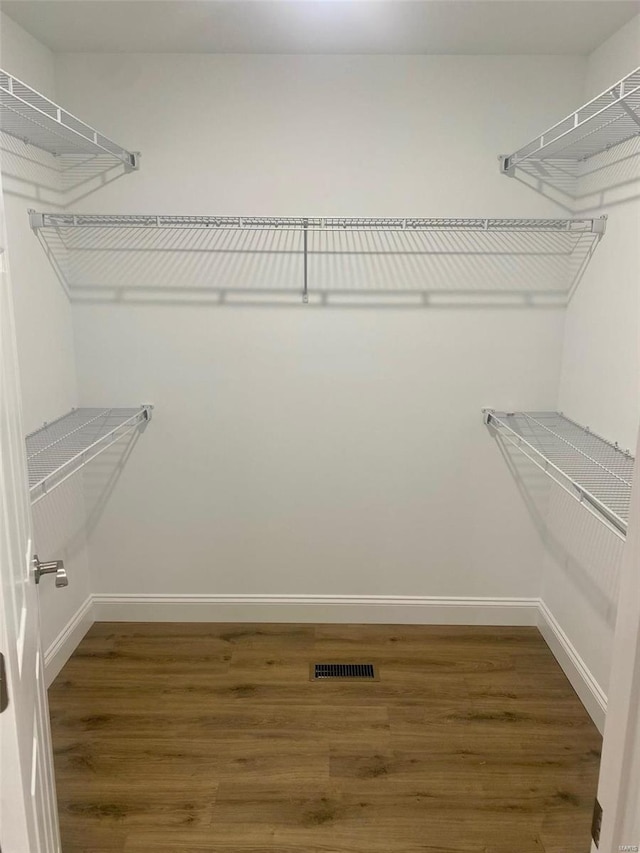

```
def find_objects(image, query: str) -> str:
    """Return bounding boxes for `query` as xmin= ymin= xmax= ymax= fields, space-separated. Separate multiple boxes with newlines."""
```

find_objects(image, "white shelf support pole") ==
xmin=302 ymin=218 xmax=309 ymax=304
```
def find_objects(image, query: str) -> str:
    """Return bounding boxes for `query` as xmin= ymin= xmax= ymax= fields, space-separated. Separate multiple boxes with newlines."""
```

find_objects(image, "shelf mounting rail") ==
xmin=483 ymin=410 xmax=634 ymax=540
xmin=26 ymin=406 xmax=152 ymax=505
xmin=0 ymin=69 xmax=138 ymax=169
xmin=27 ymin=213 xmax=607 ymax=233
xmin=501 ymin=66 xmax=640 ymax=176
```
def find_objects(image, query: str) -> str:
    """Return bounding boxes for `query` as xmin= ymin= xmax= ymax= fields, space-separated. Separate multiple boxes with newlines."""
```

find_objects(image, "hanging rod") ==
xmin=501 ymin=66 xmax=640 ymax=176
xmin=483 ymin=409 xmax=634 ymax=540
xmin=26 ymin=406 xmax=152 ymax=504
xmin=0 ymin=69 xmax=138 ymax=169
xmin=28 ymin=212 xmax=607 ymax=235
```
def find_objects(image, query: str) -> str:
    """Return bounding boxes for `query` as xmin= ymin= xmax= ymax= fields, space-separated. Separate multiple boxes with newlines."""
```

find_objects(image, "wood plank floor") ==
xmin=48 ymin=623 xmax=602 ymax=853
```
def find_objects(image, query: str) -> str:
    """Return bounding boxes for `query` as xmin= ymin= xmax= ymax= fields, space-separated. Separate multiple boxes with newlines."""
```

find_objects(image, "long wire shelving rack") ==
xmin=501 ymin=66 xmax=640 ymax=177
xmin=483 ymin=410 xmax=635 ymax=540
xmin=28 ymin=212 xmax=606 ymax=232
xmin=26 ymin=406 xmax=152 ymax=505
xmin=0 ymin=69 xmax=138 ymax=170
xmin=28 ymin=212 xmax=606 ymax=303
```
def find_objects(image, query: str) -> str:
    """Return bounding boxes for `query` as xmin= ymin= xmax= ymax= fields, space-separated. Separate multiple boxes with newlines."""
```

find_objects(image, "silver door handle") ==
xmin=32 ymin=555 xmax=68 ymax=588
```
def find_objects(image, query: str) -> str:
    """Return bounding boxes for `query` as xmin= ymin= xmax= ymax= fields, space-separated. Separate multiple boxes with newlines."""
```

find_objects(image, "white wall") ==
xmin=0 ymin=13 xmax=92 ymax=667
xmin=541 ymin=15 xmax=640 ymax=701
xmin=0 ymin=13 xmax=53 ymax=94
xmin=5 ymin=8 xmax=636 ymax=723
xmin=51 ymin=54 xmax=589 ymax=608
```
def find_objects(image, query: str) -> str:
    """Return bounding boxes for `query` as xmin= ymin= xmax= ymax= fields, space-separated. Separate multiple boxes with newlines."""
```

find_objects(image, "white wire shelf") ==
xmin=28 ymin=212 xmax=606 ymax=305
xmin=26 ymin=407 xmax=152 ymax=504
xmin=501 ymin=66 xmax=640 ymax=176
xmin=484 ymin=410 xmax=635 ymax=539
xmin=0 ymin=69 xmax=138 ymax=170
xmin=28 ymin=213 xmax=604 ymax=233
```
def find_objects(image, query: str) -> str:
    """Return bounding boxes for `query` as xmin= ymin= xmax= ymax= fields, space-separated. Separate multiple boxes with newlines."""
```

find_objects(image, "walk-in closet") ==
xmin=1 ymin=2 xmax=639 ymax=852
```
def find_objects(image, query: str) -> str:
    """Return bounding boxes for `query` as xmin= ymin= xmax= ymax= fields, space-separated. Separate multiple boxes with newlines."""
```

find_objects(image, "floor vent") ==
xmin=311 ymin=663 xmax=378 ymax=680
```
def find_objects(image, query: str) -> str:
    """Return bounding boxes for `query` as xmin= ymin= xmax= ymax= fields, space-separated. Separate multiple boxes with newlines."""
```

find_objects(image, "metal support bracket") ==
xmin=499 ymin=155 xmax=516 ymax=177
xmin=127 ymin=152 xmax=141 ymax=171
xmin=591 ymin=215 xmax=607 ymax=236
xmin=28 ymin=210 xmax=45 ymax=232
xmin=482 ymin=408 xmax=495 ymax=426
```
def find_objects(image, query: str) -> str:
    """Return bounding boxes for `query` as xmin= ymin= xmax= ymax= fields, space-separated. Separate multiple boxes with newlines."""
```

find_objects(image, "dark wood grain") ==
xmin=48 ymin=623 xmax=601 ymax=853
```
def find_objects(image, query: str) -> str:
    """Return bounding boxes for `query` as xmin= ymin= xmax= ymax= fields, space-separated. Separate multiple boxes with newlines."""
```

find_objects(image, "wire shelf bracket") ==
xmin=26 ymin=406 xmax=152 ymax=505
xmin=483 ymin=409 xmax=635 ymax=540
xmin=0 ymin=69 xmax=139 ymax=170
xmin=500 ymin=66 xmax=640 ymax=176
xmin=28 ymin=212 xmax=606 ymax=305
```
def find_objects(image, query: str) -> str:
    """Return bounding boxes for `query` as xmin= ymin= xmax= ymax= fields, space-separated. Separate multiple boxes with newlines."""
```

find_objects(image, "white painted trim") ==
xmin=537 ymin=599 xmax=607 ymax=734
xmin=44 ymin=596 xmax=94 ymax=687
xmin=92 ymin=593 xmax=539 ymax=626
xmin=597 ymin=423 xmax=640 ymax=850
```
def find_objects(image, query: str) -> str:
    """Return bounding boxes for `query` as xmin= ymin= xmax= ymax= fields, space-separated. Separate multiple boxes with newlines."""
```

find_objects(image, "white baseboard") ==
xmin=92 ymin=593 xmax=539 ymax=626
xmin=537 ymin=600 xmax=607 ymax=733
xmin=44 ymin=596 xmax=94 ymax=688
xmin=89 ymin=593 xmax=606 ymax=731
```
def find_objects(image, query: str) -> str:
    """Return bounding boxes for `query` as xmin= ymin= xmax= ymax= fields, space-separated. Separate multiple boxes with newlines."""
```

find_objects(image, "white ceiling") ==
xmin=2 ymin=0 xmax=639 ymax=55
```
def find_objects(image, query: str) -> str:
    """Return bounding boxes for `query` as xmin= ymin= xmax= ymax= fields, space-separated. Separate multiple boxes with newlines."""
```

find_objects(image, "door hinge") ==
xmin=592 ymin=798 xmax=603 ymax=847
xmin=0 ymin=653 xmax=8 ymax=714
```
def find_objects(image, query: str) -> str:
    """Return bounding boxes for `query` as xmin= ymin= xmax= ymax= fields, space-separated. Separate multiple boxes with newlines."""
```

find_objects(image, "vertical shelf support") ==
xmin=303 ymin=218 xmax=309 ymax=304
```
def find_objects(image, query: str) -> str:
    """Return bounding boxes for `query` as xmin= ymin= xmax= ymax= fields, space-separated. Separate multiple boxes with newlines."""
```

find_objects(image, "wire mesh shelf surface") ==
xmin=26 ymin=407 xmax=151 ymax=504
xmin=485 ymin=410 xmax=635 ymax=538
xmin=0 ymin=69 xmax=137 ymax=169
xmin=29 ymin=213 xmax=603 ymax=233
xmin=29 ymin=211 xmax=606 ymax=305
xmin=502 ymin=67 xmax=640 ymax=174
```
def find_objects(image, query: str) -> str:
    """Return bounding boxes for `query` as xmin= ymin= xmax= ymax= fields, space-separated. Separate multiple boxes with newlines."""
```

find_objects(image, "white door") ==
xmin=595 ymin=421 xmax=640 ymax=852
xmin=0 ymin=178 xmax=61 ymax=851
